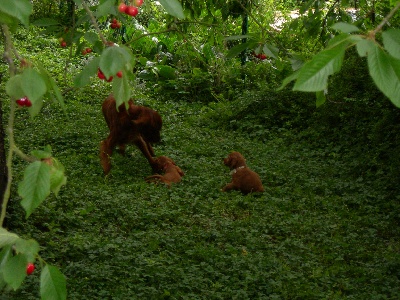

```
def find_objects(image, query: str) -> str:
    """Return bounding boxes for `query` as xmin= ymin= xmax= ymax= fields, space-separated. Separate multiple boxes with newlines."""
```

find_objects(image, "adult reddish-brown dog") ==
xmin=100 ymin=94 xmax=163 ymax=175
xmin=222 ymin=151 xmax=264 ymax=194
xmin=145 ymin=156 xmax=184 ymax=187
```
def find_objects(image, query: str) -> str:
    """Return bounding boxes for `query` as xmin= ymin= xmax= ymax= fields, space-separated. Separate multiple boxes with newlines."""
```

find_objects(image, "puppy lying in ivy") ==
xmin=222 ymin=151 xmax=264 ymax=194
xmin=145 ymin=156 xmax=184 ymax=187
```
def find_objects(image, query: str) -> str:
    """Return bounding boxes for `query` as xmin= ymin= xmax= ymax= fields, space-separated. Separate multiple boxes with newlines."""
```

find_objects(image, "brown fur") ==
xmin=145 ymin=156 xmax=184 ymax=187
xmin=222 ymin=151 xmax=264 ymax=194
xmin=100 ymin=94 xmax=163 ymax=175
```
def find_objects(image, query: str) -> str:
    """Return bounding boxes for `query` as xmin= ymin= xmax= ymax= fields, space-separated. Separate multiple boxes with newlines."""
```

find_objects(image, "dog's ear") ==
xmin=229 ymin=154 xmax=239 ymax=168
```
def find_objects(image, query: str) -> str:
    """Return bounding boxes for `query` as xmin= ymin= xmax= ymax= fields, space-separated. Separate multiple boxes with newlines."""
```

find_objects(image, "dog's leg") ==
xmin=145 ymin=141 xmax=155 ymax=157
xmin=100 ymin=137 xmax=116 ymax=175
xmin=134 ymin=136 xmax=160 ymax=173
xmin=222 ymin=182 xmax=236 ymax=192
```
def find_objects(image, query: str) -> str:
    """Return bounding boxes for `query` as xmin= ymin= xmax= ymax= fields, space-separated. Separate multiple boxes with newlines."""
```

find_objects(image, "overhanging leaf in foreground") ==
xmin=18 ymin=161 xmax=51 ymax=218
xmin=40 ymin=265 xmax=67 ymax=300
xmin=367 ymin=44 xmax=400 ymax=107
xmin=293 ymin=42 xmax=348 ymax=92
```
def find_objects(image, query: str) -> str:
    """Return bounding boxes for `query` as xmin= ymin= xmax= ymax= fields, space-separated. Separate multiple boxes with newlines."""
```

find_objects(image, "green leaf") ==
xmin=31 ymin=146 xmax=52 ymax=160
xmin=40 ymin=265 xmax=67 ymax=300
xmin=367 ymin=44 xmax=400 ymax=107
xmin=300 ymin=0 xmax=315 ymax=14
xmin=277 ymin=69 xmax=300 ymax=91
xmin=356 ymin=39 xmax=376 ymax=57
xmin=0 ymin=246 xmax=13 ymax=289
xmin=32 ymin=18 xmax=60 ymax=26
xmin=0 ymin=0 xmax=32 ymax=27
xmin=37 ymin=64 xmax=65 ymax=109
xmin=99 ymin=46 xmax=132 ymax=79
xmin=331 ymin=22 xmax=360 ymax=33
xmin=293 ymin=42 xmax=348 ymax=91
xmin=226 ymin=41 xmax=255 ymax=59
xmin=0 ymin=11 xmax=18 ymax=27
xmin=15 ymin=239 xmax=40 ymax=262
xmin=382 ymin=29 xmax=400 ymax=60
xmin=96 ymin=0 xmax=116 ymax=17
xmin=49 ymin=159 xmax=67 ymax=196
xmin=262 ymin=43 xmax=279 ymax=59
xmin=158 ymin=0 xmax=185 ymax=19
xmin=74 ymin=57 xmax=100 ymax=88
xmin=19 ymin=161 xmax=51 ymax=218
xmin=3 ymin=254 xmax=27 ymax=290
xmin=21 ymin=68 xmax=47 ymax=103
xmin=156 ymin=65 xmax=176 ymax=79
xmin=48 ymin=76 xmax=65 ymax=109
xmin=5 ymin=75 xmax=24 ymax=99
xmin=316 ymin=90 xmax=326 ymax=107
xmin=112 ymin=74 xmax=130 ymax=108
xmin=0 ymin=228 xmax=19 ymax=248
xmin=84 ymin=32 xmax=100 ymax=45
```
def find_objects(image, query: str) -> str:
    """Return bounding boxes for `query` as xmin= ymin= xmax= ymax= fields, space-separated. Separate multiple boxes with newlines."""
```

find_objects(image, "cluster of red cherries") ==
xmin=97 ymin=68 xmax=123 ymax=82
xmin=118 ymin=0 xmax=143 ymax=17
xmin=16 ymin=96 xmax=32 ymax=107
xmin=253 ymin=52 xmax=267 ymax=60
xmin=110 ymin=18 xmax=122 ymax=29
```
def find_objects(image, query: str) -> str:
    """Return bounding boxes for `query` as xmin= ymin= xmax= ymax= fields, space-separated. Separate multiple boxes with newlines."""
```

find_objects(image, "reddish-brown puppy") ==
xmin=222 ymin=151 xmax=264 ymax=194
xmin=100 ymin=94 xmax=163 ymax=175
xmin=145 ymin=156 xmax=184 ymax=187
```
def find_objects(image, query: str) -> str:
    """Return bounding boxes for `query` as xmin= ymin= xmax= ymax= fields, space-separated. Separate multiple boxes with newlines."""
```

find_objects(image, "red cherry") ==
xmin=25 ymin=98 xmax=32 ymax=107
xmin=110 ymin=23 xmax=118 ymax=29
xmin=86 ymin=48 xmax=92 ymax=53
xmin=116 ymin=71 xmax=123 ymax=78
xmin=135 ymin=0 xmax=144 ymax=7
xmin=82 ymin=49 xmax=87 ymax=55
xmin=112 ymin=18 xmax=118 ymax=24
xmin=97 ymin=69 xmax=106 ymax=80
xmin=60 ymin=41 xmax=67 ymax=47
xmin=118 ymin=3 xmax=127 ymax=13
xmin=260 ymin=54 xmax=267 ymax=60
xmin=26 ymin=263 xmax=35 ymax=275
xmin=125 ymin=6 xmax=138 ymax=16
xmin=16 ymin=98 xmax=26 ymax=106
xmin=107 ymin=76 xmax=114 ymax=82
xmin=116 ymin=22 xmax=122 ymax=28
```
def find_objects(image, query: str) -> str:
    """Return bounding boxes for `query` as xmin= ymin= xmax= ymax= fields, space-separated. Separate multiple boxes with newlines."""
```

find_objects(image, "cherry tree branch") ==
xmin=371 ymin=1 xmax=400 ymax=37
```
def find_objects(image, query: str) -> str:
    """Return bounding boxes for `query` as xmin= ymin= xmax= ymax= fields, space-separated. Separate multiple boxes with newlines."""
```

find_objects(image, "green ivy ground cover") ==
xmin=3 ymin=90 xmax=400 ymax=299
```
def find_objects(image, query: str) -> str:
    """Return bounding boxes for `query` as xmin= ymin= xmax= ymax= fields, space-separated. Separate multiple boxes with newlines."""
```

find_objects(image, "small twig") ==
xmin=0 ymin=24 xmax=16 ymax=226
xmin=370 ymin=1 xmax=400 ymax=38
xmin=0 ymin=25 xmax=38 ymax=226
xmin=318 ymin=0 xmax=341 ymax=44
xmin=81 ymin=1 xmax=108 ymax=45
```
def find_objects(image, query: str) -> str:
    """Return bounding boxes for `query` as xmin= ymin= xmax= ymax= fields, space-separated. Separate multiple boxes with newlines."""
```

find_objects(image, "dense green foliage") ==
xmin=1 ymin=24 xmax=400 ymax=298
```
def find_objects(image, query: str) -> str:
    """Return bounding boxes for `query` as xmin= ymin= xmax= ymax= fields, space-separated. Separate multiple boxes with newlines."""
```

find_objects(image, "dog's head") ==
xmin=223 ymin=151 xmax=247 ymax=170
xmin=153 ymin=156 xmax=175 ymax=172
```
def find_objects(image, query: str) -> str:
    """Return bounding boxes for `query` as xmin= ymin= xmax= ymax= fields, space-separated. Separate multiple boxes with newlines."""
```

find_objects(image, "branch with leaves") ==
xmin=279 ymin=2 xmax=400 ymax=108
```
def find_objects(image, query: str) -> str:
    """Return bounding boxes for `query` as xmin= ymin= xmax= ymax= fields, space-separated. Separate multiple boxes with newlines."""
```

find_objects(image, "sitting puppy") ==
xmin=222 ymin=151 xmax=264 ymax=194
xmin=145 ymin=156 xmax=184 ymax=187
